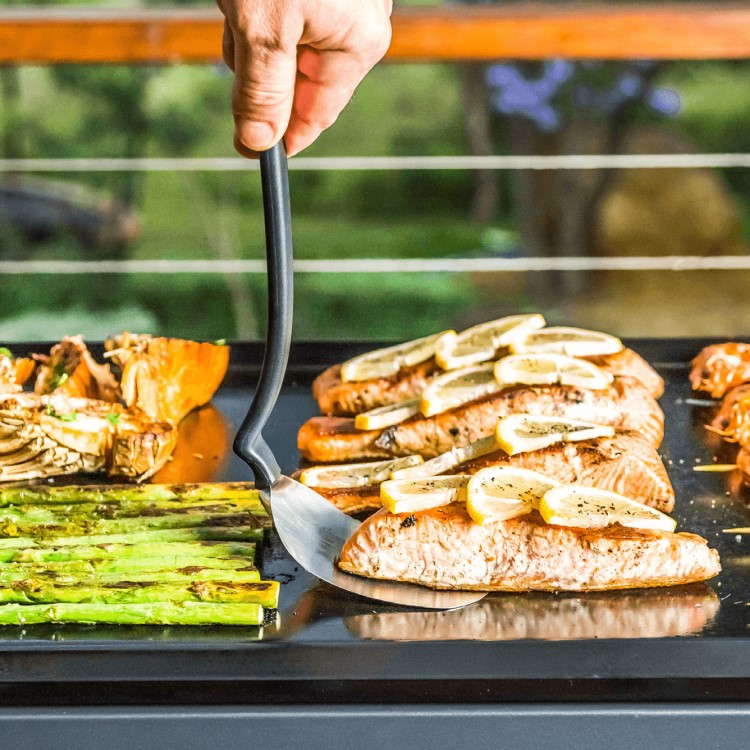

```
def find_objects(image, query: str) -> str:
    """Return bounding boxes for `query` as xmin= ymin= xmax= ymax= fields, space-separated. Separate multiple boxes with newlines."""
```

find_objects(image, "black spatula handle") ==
xmin=233 ymin=142 xmax=293 ymax=491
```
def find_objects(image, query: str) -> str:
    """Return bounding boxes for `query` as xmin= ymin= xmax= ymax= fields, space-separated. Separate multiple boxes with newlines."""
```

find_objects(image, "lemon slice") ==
xmin=466 ymin=466 xmax=561 ymax=525
xmin=509 ymin=326 xmax=623 ymax=357
xmin=380 ymin=475 xmax=470 ymax=515
xmin=495 ymin=414 xmax=615 ymax=456
xmin=299 ymin=455 xmax=424 ymax=489
xmin=420 ymin=363 xmax=501 ymax=417
xmin=390 ymin=435 xmax=498 ymax=480
xmin=354 ymin=399 xmax=420 ymax=431
xmin=539 ymin=485 xmax=677 ymax=531
xmin=340 ymin=331 xmax=451 ymax=383
xmin=434 ymin=314 xmax=545 ymax=371
xmin=494 ymin=353 xmax=613 ymax=390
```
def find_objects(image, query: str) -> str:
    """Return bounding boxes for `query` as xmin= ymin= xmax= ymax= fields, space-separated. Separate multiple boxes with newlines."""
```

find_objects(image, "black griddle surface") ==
xmin=0 ymin=339 xmax=748 ymax=706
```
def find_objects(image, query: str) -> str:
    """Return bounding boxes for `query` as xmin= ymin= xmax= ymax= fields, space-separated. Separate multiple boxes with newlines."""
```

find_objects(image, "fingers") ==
xmin=217 ymin=0 xmax=392 ymax=156
xmin=284 ymin=18 xmax=392 ymax=157
xmin=284 ymin=48 xmax=361 ymax=156
xmin=229 ymin=18 xmax=300 ymax=153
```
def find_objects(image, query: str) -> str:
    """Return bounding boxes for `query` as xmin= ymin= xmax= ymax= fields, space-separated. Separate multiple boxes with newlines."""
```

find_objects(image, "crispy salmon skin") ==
xmin=338 ymin=505 xmax=720 ymax=592
xmin=299 ymin=377 xmax=664 ymax=463
xmin=315 ymin=348 xmax=663 ymax=416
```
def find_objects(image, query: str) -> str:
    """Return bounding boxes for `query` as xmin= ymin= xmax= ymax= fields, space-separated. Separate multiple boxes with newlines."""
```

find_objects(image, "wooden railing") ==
xmin=0 ymin=4 xmax=748 ymax=64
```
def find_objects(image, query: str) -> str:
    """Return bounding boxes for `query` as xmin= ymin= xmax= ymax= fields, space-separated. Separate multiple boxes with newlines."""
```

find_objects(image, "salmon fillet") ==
xmin=691 ymin=342 xmax=750 ymax=398
xmin=338 ymin=505 xmax=720 ymax=592
xmin=711 ymin=383 xmax=750 ymax=438
xmin=345 ymin=585 xmax=719 ymax=641
xmin=314 ymin=359 xmax=440 ymax=416
xmin=298 ymin=376 xmax=664 ymax=463
xmin=702 ymin=384 xmax=750 ymax=482
xmin=306 ymin=431 xmax=674 ymax=515
xmin=314 ymin=348 xmax=663 ymax=416
xmin=587 ymin=349 xmax=664 ymax=399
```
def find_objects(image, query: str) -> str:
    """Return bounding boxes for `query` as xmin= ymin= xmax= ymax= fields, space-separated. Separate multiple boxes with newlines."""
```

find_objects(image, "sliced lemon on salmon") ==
xmin=420 ymin=363 xmax=501 ymax=417
xmin=340 ymin=331 xmax=451 ymax=383
xmin=380 ymin=475 xmax=470 ymax=515
xmin=539 ymin=485 xmax=677 ymax=531
xmin=495 ymin=414 xmax=615 ymax=456
xmin=299 ymin=455 xmax=424 ymax=489
xmin=466 ymin=466 xmax=560 ymax=525
xmin=354 ymin=399 xmax=420 ymax=431
xmin=390 ymin=435 xmax=498 ymax=480
xmin=509 ymin=326 xmax=623 ymax=358
xmin=434 ymin=314 xmax=545 ymax=371
xmin=494 ymin=353 xmax=613 ymax=390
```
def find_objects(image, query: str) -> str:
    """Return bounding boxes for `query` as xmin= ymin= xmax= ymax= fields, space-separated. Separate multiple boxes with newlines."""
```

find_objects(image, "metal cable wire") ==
xmin=0 ymin=256 xmax=749 ymax=275
xmin=2 ymin=153 xmax=750 ymax=172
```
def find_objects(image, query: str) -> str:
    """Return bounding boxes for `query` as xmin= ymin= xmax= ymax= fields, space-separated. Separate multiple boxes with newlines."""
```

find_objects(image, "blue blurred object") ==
xmin=486 ymin=59 xmax=681 ymax=131
xmin=486 ymin=61 xmax=574 ymax=131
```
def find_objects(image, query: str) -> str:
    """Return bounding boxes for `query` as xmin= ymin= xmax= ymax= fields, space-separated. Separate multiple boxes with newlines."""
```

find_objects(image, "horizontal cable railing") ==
xmin=3 ymin=154 xmax=750 ymax=172
xmin=1 ymin=257 xmax=750 ymax=275
xmin=0 ymin=4 xmax=748 ymax=63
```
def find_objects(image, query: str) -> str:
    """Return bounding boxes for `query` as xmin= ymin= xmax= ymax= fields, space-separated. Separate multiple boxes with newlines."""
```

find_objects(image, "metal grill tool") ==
xmin=232 ymin=142 xmax=486 ymax=610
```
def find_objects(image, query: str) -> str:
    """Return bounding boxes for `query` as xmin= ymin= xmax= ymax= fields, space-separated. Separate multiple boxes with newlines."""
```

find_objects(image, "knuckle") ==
xmin=354 ymin=17 xmax=392 ymax=65
xmin=248 ymin=33 xmax=288 ymax=59
xmin=232 ymin=79 xmax=288 ymax=115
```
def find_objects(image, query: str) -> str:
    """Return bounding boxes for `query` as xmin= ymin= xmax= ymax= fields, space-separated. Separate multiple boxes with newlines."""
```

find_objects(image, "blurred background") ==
xmin=1 ymin=0 xmax=749 ymax=342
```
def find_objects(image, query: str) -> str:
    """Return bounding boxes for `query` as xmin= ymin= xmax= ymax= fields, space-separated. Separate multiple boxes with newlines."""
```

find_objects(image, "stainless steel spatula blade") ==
xmin=267 ymin=477 xmax=487 ymax=609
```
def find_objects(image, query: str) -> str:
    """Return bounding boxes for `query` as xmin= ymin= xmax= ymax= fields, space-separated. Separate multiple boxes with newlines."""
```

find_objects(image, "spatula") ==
xmin=233 ymin=142 xmax=486 ymax=609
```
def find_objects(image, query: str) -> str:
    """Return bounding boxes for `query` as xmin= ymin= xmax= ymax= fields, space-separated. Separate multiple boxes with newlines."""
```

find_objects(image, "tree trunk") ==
xmin=459 ymin=64 xmax=498 ymax=224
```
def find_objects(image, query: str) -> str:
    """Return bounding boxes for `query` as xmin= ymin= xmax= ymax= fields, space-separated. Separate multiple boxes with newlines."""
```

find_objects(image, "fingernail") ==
xmin=238 ymin=121 xmax=275 ymax=151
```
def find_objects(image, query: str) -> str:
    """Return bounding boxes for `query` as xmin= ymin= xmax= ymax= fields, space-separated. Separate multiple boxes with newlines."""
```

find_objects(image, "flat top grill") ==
xmin=0 ymin=339 xmax=748 ymax=707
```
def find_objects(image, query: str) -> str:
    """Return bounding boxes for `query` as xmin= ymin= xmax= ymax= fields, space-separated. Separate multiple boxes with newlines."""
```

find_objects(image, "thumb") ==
xmin=231 ymin=31 xmax=297 ymax=153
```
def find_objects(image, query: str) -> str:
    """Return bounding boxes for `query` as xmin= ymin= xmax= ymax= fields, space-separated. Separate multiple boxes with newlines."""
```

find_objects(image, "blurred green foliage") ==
xmin=0 ymin=10 xmax=749 ymax=342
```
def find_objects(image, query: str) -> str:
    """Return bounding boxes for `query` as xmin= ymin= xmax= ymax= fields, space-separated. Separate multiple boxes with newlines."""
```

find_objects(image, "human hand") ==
xmin=217 ymin=0 xmax=393 ymax=157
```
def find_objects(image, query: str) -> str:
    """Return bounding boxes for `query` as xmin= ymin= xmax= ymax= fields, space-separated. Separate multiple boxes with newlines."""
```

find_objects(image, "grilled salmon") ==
xmin=298 ymin=376 xmax=664 ymax=463
xmin=711 ymin=383 xmax=750 ymax=439
xmin=691 ymin=342 xmax=750 ymax=398
xmin=587 ymin=348 xmax=664 ymax=399
xmin=314 ymin=359 xmax=439 ymax=416
xmin=338 ymin=505 xmax=720 ymax=592
xmin=345 ymin=585 xmax=719 ymax=641
xmin=314 ymin=348 xmax=663 ymax=416
xmin=305 ymin=431 xmax=674 ymax=514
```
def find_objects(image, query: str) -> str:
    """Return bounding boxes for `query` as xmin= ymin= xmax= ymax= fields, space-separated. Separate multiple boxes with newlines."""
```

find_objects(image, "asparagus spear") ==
xmin=0 ymin=501 xmax=267 ymax=524
xmin=0 ymin=483 xmax=262 ymax=508
xmin=0 ymin=555 xmax=259 ymax=584
xmin=35 ymin=568 xmax=263 ymax=585
xmin=0 ymin=525 xmax=264 ymax=549
xmin=0 ymin=499 xmax=269 ymax=526
xmin=0 ymin=499 xmax=269 ymax=523
xmin=0 ymin=541 xmax=256 ymax=564
xmin=0 ymin=601 xmax=265 ymax=626
xmin=0 ymin=579 xmax=279 ymax=608
xmin=0 ymin=510 xmax=264 ymax=538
